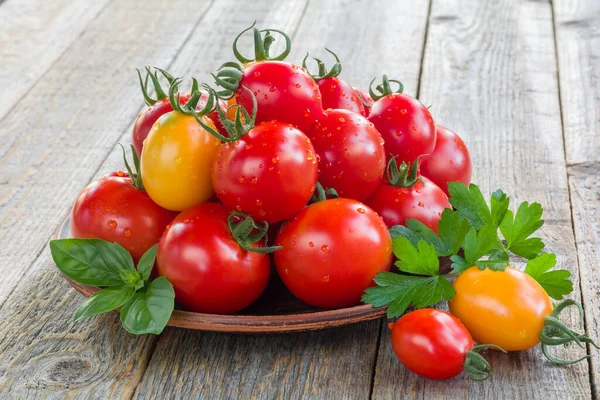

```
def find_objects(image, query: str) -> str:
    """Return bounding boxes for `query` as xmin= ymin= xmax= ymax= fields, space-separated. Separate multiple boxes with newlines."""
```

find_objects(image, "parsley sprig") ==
xmin=363 ymin=182 xmax=573 ymax=318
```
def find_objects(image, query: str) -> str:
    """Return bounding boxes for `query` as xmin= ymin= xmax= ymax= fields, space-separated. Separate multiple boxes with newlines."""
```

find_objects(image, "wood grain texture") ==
xmin=131 ymin=1 xmax=430 ymax=398
xmin=0 ymin=0 xmax=215 ymax=397
xmin=371 ymin=0 xmax=593 ymax=398
xmin=0 ymin=0 xmax=110 ymax=121
xmin=554 ymin=0 xmax=600 ymax=395
xmin=567 ymin=164 xmax=600 ymax=397
xmin=554 ymin=0 xmax=600 ymax=165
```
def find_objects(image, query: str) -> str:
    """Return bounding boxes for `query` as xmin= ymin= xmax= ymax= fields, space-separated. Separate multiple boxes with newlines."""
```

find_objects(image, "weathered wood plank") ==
xmin=371 ymin=0 xmax=592 ymax=398
xmin=0 ymin=0 xmax=111 ymax=121
xmin=0 ymin=0 xmax=216 ymax=397
xmin=567 ymin=164 xmax=600 ymax=397
xmin=132 ymin=1 xmax=430 ymax=398
xmin=554 ymin=0 xmax=600 ymax=395
xmin=554 ymin=0 xmax=600 ymax=166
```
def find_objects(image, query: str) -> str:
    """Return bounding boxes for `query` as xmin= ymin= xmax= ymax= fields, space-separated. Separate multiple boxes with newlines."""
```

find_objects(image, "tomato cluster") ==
xmin=64 ymin=23 xmax=598 ymax=382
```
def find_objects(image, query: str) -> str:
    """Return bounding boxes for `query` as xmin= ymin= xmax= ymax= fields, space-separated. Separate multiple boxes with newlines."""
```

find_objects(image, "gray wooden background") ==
xmin=0 ymin=0 xmax=598 ymax=398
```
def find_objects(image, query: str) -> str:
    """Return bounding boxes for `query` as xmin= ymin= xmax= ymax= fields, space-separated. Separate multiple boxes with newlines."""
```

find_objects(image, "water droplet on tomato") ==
xmin=272 ymin=157 xmax=279 ymax=164
xmin=268 ymin=166 xmax=274 ymax=171
xmin=124 ymin=228 xmax=131 ymax=237
xmin=395 ymin=130 xmax=403 ymax=137
xmin=315 ymin=154 xmax=321 ymax=162
xmin=259 ymin=209 xmax=266 ymax=217
xmin=309 ymin=242 xmax=315 ymax=247
xmin=258 ymin=163 xmax=264 ymax=168
xmin=400 ymin=109 xmax=407 ymax=115
xmin=235 ymin=205 xmax=242 ymax=211
xmin=321 ymin=245 xmax=330 ymax=253
xmin=418 ymin=202 xmax=424 ymax=207
xmin=239 ymin=176 xmax=246 ymax=183
xmin=357 ymin=208 xmax=365 ymax=214
xmin=336 ymin=126 xmax=341 ymax=131
xmin=323 ymin=275 xmax=330 ymax=282
xmin=174 ymin=156 xmax=183 ymax=164
xmin=344 ymin=148 xmax=350 ymax=156
xmin=254 ymin=71 xmax=261 ymax=77
xmin=338 ymin=117 xmax=345 ymax=123
xmin=306 ymin=150 xmax=315 ymax=161
xmin=291 ymin=241 xmax=296 ymax=246
xmin=295 ymin=83 xmax=301 ymax=88
xmin=107 ymin=220 xmax=117 ymax=229
xmin=116 ymin=171 xmax=126 ymax=177
xmin=251 ymin=177 xmax=258 ymax=184
xmin=256 ymin=199 xmax=263 ymax=206
xmin=394 ymin=198 xmax=400 ymax=203
xmin=291 ymin=64 xmax=299 ymax=70
xmin=269 ymin=86 xmax=276 ymax=92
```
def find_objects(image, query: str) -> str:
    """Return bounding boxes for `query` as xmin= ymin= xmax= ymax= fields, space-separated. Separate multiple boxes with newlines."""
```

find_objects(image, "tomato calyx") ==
xmin=302 ymin=48 xmax=342 ymax=81
xmin=232 ymin=21 xmax=291 ymax=64
xmin=385 ymin=156 xmax=423 ymax=189
xmin=463 ymin=344 xmax=506 ymax=381
xmin=539 ymin=299 xmax=600 ymax=364
xmin=195 ymin=86 xmax=257 ymax=142
xmin=168 ymin=77 xmax=216 ymax=117
xmin=119 ymin=144 xmax=144 ymax=190
xmin=369 ymin=74 xmax=404 ymax=101
xmin=308 ymin=182 xmax=339 ymax=204
xmin=136 ymin=66 xmax=170 ymax=106
xmin=228 ymin=211 xmax=283 ymax=254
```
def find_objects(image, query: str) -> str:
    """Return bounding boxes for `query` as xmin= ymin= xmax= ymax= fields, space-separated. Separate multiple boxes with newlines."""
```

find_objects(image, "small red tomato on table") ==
xmin=205 ymin=89 xmax=318 ymax=224
xmin=306 ymin=108 xmax=386 ymax=201
xmin=157 ymin=203 xmax=276 ymax=314
xmin=367 ymin=75 xmax=436 ymax=164
xmin=70 ymin=150 xmax=176 ymax=262
xmin=274 ymin=198 xmax=392 ymax=309
xmin=420 ymin=125 xmax=472 ymax=196
xmin=302 ymin=48 xmax=366 ymax=115
xmin=214 ymin=24 xmax=325 ymax=133
xmin=366 ymin=157 xmax=450 ymax=233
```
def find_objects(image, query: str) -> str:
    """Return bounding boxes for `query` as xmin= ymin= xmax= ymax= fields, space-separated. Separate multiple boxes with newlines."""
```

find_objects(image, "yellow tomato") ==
xmin=141 ymin=112 xmax=221 ymax=211
xmin=449 ymin=266 xmax=552 ymax=351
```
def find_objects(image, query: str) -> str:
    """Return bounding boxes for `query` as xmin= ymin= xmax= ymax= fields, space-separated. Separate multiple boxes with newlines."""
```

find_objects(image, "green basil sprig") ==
xmin=49 ymin=239 xmax=174 ymax=335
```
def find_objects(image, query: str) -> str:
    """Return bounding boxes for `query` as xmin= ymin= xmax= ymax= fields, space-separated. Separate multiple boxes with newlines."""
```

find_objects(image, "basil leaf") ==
xmin=137 ymin=244 xmax=158 ymax=282
xmin=50 ymin=239 xmax=135 ymax=287
xmin=120 ymin=276 xmax=174 ymax=335
xmin=74 ymin=286 xmax=136 ymax=321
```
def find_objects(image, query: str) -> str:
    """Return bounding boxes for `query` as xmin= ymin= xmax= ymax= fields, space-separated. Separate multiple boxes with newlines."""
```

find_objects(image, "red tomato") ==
xmin=274 ymin=199 xmax=392 ymax=308
xmin=368 ymin=91 xmax=435 ymax=164
xmin=70 ymin=172 xmax=176 ymax=262
xmin=156 ymin=203 xmax=271 ymax=314
xmin=389 ymin=309 xmax=474 ymax=380
xmin=235 ymin=61 xmax=325 ymax=133
xmin=212 ymin=120 xmax=318 ymax=223
xmin=420 ymin=125 xmax=472 ymax=196
xmin=366 ymin=160 xmax=450 ymax=233
xmin=306 ymin=109 xmax=385 ymax=201
xmin=354 ymin=87 xmax=374 ymax=117
xmin=132 ymin=92 xmax=226 ymax=156
xmin=318 ymin=77 xmax=365 ymax=115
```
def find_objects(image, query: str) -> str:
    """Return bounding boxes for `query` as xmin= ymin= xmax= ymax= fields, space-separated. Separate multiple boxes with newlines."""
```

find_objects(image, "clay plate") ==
xmin=55 ymin=215 xmax=386 ymax=333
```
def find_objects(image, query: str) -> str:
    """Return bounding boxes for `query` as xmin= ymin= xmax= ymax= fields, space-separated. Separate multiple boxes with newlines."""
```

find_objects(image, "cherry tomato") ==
xmin=420 ymin=125 xmax=472 ymax=196
xmin=366 ymin=160 xmax=450 ymax=233
xmin=367 ymin=78 xmax=435 ymax=164
xmin=132 ymin=92 xmax=226 ymax=156
xmin=354 ymin=87 xmax=374 ymax=117
xmin=306 ymin=109 xmax=385 ymax=201
xmin=449 ymin=266 xmax=553 ymax=351
xmin=274 ymin=198 xmax=392 ymax=308
xmin=156 ymin=203 xmax=271 ymax=314
xmin=141 ymin=112 xmax=221 ymax=211
xmin=318 ymin=77 xmax=364 ymax=115
xmin=212 ymin=120 xmax=318 ymax=223
xmin=235 ymin=61 xmax=325 ymax=133
xmin=389 ymin=309 xmax=474 ymax=380
xmin=71 ymin=172 xmax=176 ymax=262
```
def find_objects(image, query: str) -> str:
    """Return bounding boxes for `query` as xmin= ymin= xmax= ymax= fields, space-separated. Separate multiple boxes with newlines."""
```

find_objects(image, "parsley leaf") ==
xmin=525 ymin=253 xmax=573 ymax=300
xmin=362 ymin=273 xmax=455 ymax=318
xmin=437 ymin=209 xmax=470 ymax=255
xmin=448 ymin=182 xmax=491 ymax=229
xmin=393 ymin=237 xmax=439 ymax=275
xmin=462 ymin=225 xmax=499 ymax=266
xmin=499 ymin=202 xmax=545 ymax=259
xmin=490 ymin=189 xmax=510 ymax=226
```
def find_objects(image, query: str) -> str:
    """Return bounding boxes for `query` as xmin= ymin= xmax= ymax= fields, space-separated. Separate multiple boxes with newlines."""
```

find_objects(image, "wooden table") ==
xmin=0 ymin=0 xmax=598 ymax=398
